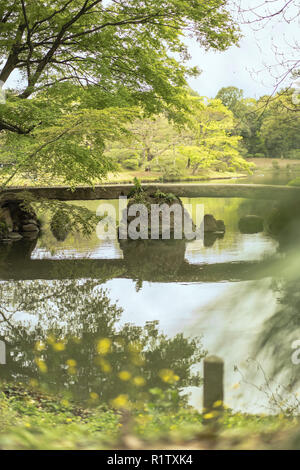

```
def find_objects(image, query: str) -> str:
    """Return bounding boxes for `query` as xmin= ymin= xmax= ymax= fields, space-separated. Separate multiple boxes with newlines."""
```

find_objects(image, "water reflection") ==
xmin=0 ymin=279 xmax=205 ymax=405
xmin=0 ymin=195 xmax=298 ymax=413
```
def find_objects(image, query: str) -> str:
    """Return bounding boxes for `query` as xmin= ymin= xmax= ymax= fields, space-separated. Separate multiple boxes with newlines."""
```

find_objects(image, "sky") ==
xmin=4 ymin=1 xmax=300 ymax=100
xmin=185 ymin=13 xmax=300 ymax=99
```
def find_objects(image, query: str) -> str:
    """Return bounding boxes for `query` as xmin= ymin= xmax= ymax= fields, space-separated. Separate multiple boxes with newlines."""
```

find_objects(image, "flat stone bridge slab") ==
xmin=3 ymin=183 xmax=300 ymax=200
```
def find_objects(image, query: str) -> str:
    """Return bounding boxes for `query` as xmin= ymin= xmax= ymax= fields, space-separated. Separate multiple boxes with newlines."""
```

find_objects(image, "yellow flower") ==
xmin=213 ymin=400 xmax=223 ymax=408
xmin=25 ymin=423 xmax=31 ymax=428
xmin=90 ymin=392 xmax=99 ymax=401
xmin=97 ymin=338 xmax=111 ymax=355
xmin=52 ymin=341 xmax=65 ymax=352
xmin=133 ymin=376 xmax=146 ymax=387
xmin=119 ymin=371 xmax=132 ymax=381
xmin=66 ymin=359 xmax=77 ymax=367
xmin=203 ymin=412 xmax=214 ymax=420
xmin=111 ymin=394 xmax=129 ymax=409
xmin=66 ymin=418 xmax=72 ymax=423
xmin=35 ymin=358 xmax=48 ymax=374
xmin=158 ymin=369 xmax=179 ymax=384
xmin=35 ymin=341 xmax=45 ymax=352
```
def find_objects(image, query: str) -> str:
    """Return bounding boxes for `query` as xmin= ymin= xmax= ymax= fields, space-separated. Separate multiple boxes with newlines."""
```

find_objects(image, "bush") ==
xmin=286 ymin=149 xmax=300 ymax=160
xmin=272 ymin=160 xmax=280 ymax=170
xmin=254 ymin=153 xmax=266 ymax=159
xmin=161 ymin=166 xmax=182 ymax=182
xmin=123 ymin=158 xmax=140 ymax=170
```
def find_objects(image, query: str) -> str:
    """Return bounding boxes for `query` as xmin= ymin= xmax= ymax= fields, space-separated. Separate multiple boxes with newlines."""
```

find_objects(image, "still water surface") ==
xmin=1 ymin=178 xmax=300 ymax=414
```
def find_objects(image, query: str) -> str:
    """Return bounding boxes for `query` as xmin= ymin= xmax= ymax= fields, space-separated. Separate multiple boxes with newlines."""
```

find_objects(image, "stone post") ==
xmin=203 ymin=355 xmax=224 ymax=417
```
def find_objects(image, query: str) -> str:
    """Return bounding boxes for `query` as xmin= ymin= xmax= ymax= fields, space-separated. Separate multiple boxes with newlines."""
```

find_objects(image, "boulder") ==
xmin=8 ymin=232 xmax=23 ymax=240
xmin=26 ymin=219 xmax=39 ymax=226
xmin=204 ymin=214 xmax=225 ymax=233
xmin=120 ymin=190 xmax=195 ymax=240
xmin=239 ymin=215 xmax=264 ymax=234
xmin=0 ymin=194 xmax=40 ymax=240
xmin=22 ymin=223 xmax=40 ymax=232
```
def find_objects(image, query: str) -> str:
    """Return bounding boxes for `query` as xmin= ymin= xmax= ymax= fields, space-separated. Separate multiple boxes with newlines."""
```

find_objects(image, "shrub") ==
xmin=50 ymin=209 xmax=71 ymax=241
xmin=123 ymin=158 xmax=140 ymax=170
xmin=161 ymin=166 xmax=182 ymax=182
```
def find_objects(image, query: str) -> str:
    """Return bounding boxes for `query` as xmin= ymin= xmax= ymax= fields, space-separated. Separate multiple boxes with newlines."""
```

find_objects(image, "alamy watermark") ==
xmin=291 ymin=340 xmax=300 ymax=365
xmin=0 ymin=340 xmax=5 ymax=365
xmin=96 ymin=197 xmax=204 ymax=241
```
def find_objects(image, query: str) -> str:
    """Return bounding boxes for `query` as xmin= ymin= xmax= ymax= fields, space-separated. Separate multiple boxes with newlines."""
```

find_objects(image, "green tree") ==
xmin=259 ymin=90 xmax=300 ymax=158
xmin=178 ymin=97 xmax=252 ymax=175
xmin=0 ymin=0 xmax=239 ymax=188
xmin=216 ymin=86 xmax=266 ymax=157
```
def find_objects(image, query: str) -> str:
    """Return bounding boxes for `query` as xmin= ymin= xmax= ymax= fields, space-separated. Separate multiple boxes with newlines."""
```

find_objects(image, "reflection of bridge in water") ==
xmin=0 ymin=258 xmax=279 ymax=282
xmin=0 ymin=236 xmax=280 ymax=283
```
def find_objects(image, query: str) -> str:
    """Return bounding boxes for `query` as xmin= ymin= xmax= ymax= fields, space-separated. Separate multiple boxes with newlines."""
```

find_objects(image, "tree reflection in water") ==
xmin=0 ymin=279 xmax=206 ymax=406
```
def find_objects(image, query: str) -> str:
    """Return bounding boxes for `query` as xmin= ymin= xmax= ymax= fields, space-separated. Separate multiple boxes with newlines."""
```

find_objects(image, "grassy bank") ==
xmin=2 ymin=159 xmax=300 ymax=189
xmin=0 ymin=383 xmax=299 ymax=450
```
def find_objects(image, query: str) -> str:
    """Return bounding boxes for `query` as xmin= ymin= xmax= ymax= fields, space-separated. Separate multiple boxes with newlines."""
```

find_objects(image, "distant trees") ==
xmin=105 ymin=95 xmax=253 ymax=177
xmin=216 ymin=86 xmax=300 ymax=159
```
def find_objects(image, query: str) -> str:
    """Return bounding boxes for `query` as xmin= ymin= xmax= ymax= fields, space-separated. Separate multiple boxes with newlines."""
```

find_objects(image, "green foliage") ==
xmin=123 ymin=158 xmax=140 ymax=170
xmin=0 ymin=0 xmax=239 ymax=187
xmin=161 ymin=165 xmax=182 ymax=182
xmin=215 ymin=87 xmax=300 ymax=159
xmin=128 ymin=177 xmax=144 ymax=198
xmin=50 ymin=209 xmax=72 ymax=242
xmin=0 ymin=383 xmax=296 ymax=450
xmin=177 ymin=97 xmax=253 ymax=175
xmin=6 ymin=192 xmax=100 ymax=237
xmin=0 ymin=220 xmax=8 ymax=238
xmin=286 ymin=149 xmax=300 ymax=160
xmin=259 ymin=91 xmax=300 ymax=158
xmin=153 ymin=191 xmax=178 ymax=203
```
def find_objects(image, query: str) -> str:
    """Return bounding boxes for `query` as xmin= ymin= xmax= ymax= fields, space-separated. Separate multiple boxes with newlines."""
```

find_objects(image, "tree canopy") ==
xmin=0 ymin=0 xmax=240 ymax=188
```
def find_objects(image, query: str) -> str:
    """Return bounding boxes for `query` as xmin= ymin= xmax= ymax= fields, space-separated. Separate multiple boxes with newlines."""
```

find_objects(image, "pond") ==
xmin=211 ymin=168 xmax=300 ymax=186
xmin=1 ymin=192 xmax=300 ymax=415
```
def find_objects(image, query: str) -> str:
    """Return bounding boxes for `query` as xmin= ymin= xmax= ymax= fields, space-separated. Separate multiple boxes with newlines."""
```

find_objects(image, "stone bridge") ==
xmin=3 ymin=183 xmax=300 ymax=200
